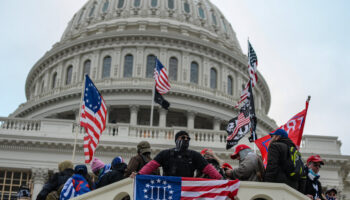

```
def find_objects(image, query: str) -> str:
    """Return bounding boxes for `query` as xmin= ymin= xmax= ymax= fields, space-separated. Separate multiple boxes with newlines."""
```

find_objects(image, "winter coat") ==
xmin=59 ymin=174 xmax=91 ymax=200
xmin=264 ymin=137 xmax=299 ymax=190
xmin=95 ymin=163 xmax=127 ymax=189
xmin=196 ymin=158 xmax=225 ymax=179
xmin=94 ymin=164 xmax=111 ymax=189
xmin=304 ymin=171 xmax=325 ymax=200
xmin=229 ymin=152 xmax=265 ymax=181
xmin=124 ymin=154 xmax=160 ymax=177
xmin=36 ymin=168 xmax=74 ymax=200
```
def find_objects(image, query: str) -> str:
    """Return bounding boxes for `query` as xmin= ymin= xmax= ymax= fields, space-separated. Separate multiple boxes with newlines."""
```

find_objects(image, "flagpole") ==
xmin=72 ymin=74 xmax=86 ymax=162
xmin=150 ymin=85 xmax=155 ymax=127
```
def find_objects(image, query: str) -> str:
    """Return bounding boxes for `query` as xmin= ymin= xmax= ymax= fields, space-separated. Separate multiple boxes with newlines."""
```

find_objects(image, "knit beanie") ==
xmin=58 ymin=160 xmax=73 ymax=172
xmin=74 ymin=165 xmax=88 ymax=175
xmin=174 ymin=131 xmax=189 ymax=141
xmin=111 ymin=156 xmax=124 ymax=167
xmin=91 ymin=157 xmax=105 ymax=173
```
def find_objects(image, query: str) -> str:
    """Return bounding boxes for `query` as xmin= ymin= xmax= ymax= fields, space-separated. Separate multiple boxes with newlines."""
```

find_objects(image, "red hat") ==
xmin=200 ymin=148 xmax=208 ymax=155
xmin=221 ymin=163 xmax=233 ymax=169
xmin=307 ymin=155 xmax=324 ymax=165
xmin=230 ymin=144 xmax=251 ymax=159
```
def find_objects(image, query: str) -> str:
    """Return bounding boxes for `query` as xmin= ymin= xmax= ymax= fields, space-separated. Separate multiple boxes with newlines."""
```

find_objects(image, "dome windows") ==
xmin=211 ymin=12 xmax=217 ymax=26
xmin=184 ymin=2 xmax=190 ymax=13
xmin=117 ymin=0 xmax=124 ymax=9
xmin=146 ymin=55 xmax=156 ymax=78
xmin=210 ymin=68 xmax=217 ymax=89
xmin=151 ymin=0 xmax=158 ymax=8
xmin=227 ymin=76 xmax=233 ymax=95
xmin=88 ymin=3 xmax=96 ymax=17
xmin=51 ymin=72 xmax=57 ymax=89
xmin=134 ymin=0 xmax=141 ymax=8
xmin=168 ymin=0 xmax=175 ymax=9
xmin=190 ymin=62 xmax=199 ymax=84
xmin=83 ymin=60 xmax=91 ymax=79
xmin=198 ymin=6 xmax=205 ymax=19
xmin=65 ymin=65 xmax=73 ymax=85
xmin=102 ymin=56 xmax=112 ymax=78
xmin=169 ymin=57 xmax=178 ymax=81
xmin=124 ymin=55 xmax=134 ymax=77
xmin=102 ymin=0 xmax=109 ymax=13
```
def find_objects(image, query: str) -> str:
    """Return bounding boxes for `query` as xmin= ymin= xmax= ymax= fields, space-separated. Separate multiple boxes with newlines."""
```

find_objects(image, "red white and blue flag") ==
xmin=154 ymin=58 xmax=170 ymax=94
xmin=248 ymin=41 xmax=258 ymax=87
xmin=134 ymin=175 xmax=240 ymax=200
xmin=80 ymin=74 xmax=107 ymax=164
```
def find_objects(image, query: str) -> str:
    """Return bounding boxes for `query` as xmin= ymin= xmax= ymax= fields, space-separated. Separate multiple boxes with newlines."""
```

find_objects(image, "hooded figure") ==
xmin=36 ymin=160 xmax=74 ymax=200
xmin=137 ymin=131 xmax=222 ymax=179
xmin=96 ymin=156 xmax=128 ymax=188
xmin=124 ymin=141 xmax=160 ymax=177
xmin=226 ymin=144 xmax=265 ymax=181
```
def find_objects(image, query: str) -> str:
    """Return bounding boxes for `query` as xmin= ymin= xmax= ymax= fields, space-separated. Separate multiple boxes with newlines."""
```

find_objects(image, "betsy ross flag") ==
xmin=154 ymin=58 xmax=170 ymax=95
xmin=248 ymin=41 xmax=258 ymax=87
xmin=255 ymin=97 xmax=311 ymax=167
xmin=80 ymin=75 xmax=107 ymax=163
xmin=134 ymin=175 xmax=240 ymax=200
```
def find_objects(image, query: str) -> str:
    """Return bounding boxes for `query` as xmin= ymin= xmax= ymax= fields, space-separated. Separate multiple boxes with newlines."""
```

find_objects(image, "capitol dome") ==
xmin=14 ymin=0 xmax=275 ymax=135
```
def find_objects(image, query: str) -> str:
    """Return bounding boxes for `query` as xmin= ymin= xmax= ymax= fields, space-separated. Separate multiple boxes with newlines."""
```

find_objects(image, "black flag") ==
xmin=247 ymin=80 xmax=257 ymax=142
xmin=154 ymin=88 xmax=170 ymax=110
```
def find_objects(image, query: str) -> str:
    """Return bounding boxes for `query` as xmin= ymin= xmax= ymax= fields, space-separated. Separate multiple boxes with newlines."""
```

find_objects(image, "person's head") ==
xmin=230 ymin=144 xmax=251 ymax=161
xmin=111 ymin=156 xmax=124 ymax=169
xmin=174 ymin=131 xmax=190 ymax=151
xmin=200 ymin=148 xmax=213 ymax=159
xmin=74 ymin=165 xmax=88 ymax=175
xmin=326 ymin=188 xmax=337 ymax=199
xmin=269 ymin=129 xmax=288 ymax=143
xmin=58 ymin=160 xmax=73 ymax=172
xmin=221 ymin=163 xmax=233 ymax=170
xmin=91 ymin=157 xmax=105 ymax=176
xmin=137 ymin=141 xmax=151 ymax=156
xmin=307 ymin=155 xmax=324 ymax=174
xmin=16 ymin=185 xmax=30 ymax=200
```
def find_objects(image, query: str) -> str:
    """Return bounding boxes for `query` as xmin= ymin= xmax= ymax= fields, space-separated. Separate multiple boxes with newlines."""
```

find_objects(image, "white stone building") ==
xmin=0 ymin=0 xmax=349 ymax=199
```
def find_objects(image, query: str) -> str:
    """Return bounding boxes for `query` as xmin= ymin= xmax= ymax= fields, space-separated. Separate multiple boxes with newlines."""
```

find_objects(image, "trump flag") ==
xmin=134 ymin=175 xmax=240 ymax=200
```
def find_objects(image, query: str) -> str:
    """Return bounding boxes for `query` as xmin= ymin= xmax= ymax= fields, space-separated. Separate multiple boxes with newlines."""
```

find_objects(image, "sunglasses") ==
xmin=180 ymin=135 xmax=191 ymax=140
xmin=313 ymin=163 xmax=322 ymax=168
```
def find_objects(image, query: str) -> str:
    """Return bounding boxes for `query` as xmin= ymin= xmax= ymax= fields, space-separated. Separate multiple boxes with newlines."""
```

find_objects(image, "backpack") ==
xmin=286 ymin=146 xmax=306 ymax=180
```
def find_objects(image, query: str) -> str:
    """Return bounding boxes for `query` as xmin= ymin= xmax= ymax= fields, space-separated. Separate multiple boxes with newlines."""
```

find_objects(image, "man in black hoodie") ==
xmin=264 ymin=129 xmax=299 ymax=190
xmin=95 ymin=156 xmax=127 ymax=189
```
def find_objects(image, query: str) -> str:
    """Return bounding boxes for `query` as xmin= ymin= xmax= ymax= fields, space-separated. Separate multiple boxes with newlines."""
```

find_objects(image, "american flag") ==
xmin=154 ymin=58 xmax=170 ymax=94
xmin=234 ymin=81 xmax=249 ymax=108
xmin=135 ymin=175 xmax=240 ymax=200
xmin=227 ymin=108 xmax=251 ymax=141
xmin=248 ymin=41 xmax=258 ymax=87
xmin=80 ymin=75 xmax=107 ymax=164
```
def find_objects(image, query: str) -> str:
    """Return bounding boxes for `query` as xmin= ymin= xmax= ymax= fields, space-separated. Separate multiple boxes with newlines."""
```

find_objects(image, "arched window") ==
xmin=169 ymin=57 xmax=178 ymax=81
xmin=102 ymin=0 xmax=109 ymax=13
xmin=227 ymin=76 xmax=233 ymax=95
xmin=117 ymin=0 xmax=124 ymax=8
xmin=66 ymin=65 xmax=73 ymax=85
xmin=168 ymin=0 xmax=174 ymax=9
xmin=83 ymin=60 xmax=91 ymax=78
xmin=134 ymin=0 xmax=141 ymax=8
xmin=78 ymin=10 xmax=85 ymax=23
xmin=190 ymin=62 xmax=198 ymax=84
xmin=198 ymin=6 xmax=205 ymax=19
xmin=102 ymin=56 xmax=111 ymax=78
xmin=146 ymin=55 xmax=156 ymax=78
xmin=151 ymin=0 xmax=158 ymax=7
xmin=210 ymin=68 xmax=217 ymax=89
xmin=41 ymin=80 xmax=45 ymax=93
xmin=89 ymin=3 xmax=96 ymax=17
xmin=52 ymin=72 xmax=57 ymax=89
xmin=184 ymin=2 xmax=190 ymax=13
xmin=212 ymin=12 xmax=217 ymax=25
xmin=222 ymin=18 xmax=228 ymax=32
xmin=124 ymin=55 xmax=133 ymax=77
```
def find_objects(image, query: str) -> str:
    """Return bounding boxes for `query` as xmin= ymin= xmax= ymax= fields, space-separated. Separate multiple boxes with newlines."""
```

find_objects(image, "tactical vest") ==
xmin=163 ymin=149 xmax=194 ymax=177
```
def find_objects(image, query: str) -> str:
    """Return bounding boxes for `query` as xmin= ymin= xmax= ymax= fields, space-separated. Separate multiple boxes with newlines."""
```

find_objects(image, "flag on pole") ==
xmin=248 ymin=41 xmax=258 ymax=87
xmin=255 ymin=97 xmax=311 ymax=167
xmin=234 ymin=81 xmax=249 ymax=108
xmin=154 ymin=58 xmax=170 ymax=94
xmin=226 ymin=81 xmax=256 ymax=149
xmin=134 ymin=175 xmax=240 ymax=200
xmin=154 ymin=87 xmax=170 ymax=110
xmin=80 ymin=75 xmax=107 ymax=164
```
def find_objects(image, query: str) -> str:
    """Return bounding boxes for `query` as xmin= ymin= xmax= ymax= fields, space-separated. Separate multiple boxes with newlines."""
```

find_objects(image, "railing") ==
xmin=0 ymin=117 xmax=41 ymax=131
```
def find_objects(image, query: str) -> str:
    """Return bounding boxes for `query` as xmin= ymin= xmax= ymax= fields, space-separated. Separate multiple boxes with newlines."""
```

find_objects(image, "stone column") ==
xmin=187 ymin=111 xmax=195 ymax=129
xmin=32 ymin=168 xmax=49 ymax=200
xmin=213 ymin=117 xmax=221 ymax=131
xmin=130 ymin=105 xmax=139 ymax=125
xmin=159 ymin=109 xmax=168 ymax=128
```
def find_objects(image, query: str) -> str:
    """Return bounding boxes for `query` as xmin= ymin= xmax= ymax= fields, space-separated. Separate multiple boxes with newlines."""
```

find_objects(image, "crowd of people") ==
xmin=31 ymin=130 xmax=338 ymax=200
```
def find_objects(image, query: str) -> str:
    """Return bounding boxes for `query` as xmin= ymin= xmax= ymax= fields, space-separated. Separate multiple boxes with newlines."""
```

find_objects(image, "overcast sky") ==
xmin=0 ymin=1 xmax=349 ymax=154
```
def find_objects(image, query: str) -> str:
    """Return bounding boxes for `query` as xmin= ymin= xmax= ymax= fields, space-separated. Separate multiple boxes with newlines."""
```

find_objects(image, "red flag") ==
xmin=255 ymin=98 xmax=310 ymax=167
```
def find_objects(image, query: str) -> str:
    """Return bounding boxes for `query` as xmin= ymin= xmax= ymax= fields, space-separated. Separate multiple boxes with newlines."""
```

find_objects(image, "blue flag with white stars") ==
xmin=83 ymin=75 xmax=102 ymax=114
xmin=135 ymin=175 xmax=181 ymax=200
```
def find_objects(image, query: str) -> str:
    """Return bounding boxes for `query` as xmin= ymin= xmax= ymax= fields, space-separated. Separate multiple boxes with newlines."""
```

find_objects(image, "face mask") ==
xmin=175 ymin=139 xmax=189 ymax=151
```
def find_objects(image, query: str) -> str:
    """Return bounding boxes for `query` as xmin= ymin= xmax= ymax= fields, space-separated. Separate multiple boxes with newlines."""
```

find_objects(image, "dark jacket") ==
xmin=264 ymin=137 xmax=299 ymax=190
xmin=196 ymin=158 xmax=225 ymax=179
xmin=36 ymin=168 xmax=74 ymax=200
xmin=304 ymin=172 xmax=325 ymax=200
xmin=124 ymin=154 xmax=160 ymax=177
xmin=96 ymin=163 xmax=127 ymax=189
